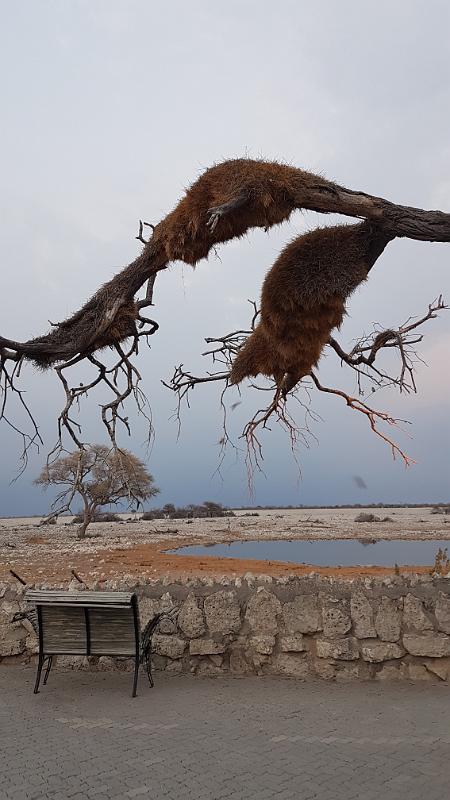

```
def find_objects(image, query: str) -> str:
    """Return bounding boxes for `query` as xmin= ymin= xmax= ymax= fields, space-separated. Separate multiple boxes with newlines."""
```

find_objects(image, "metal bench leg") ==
xmin=34 ymin=655 xmax=45 ymax=694
xmin=145 ymin=650 xmax=154 ymax=688
xmin=132 ymin=655 xmax=139 ymax=698
xmin=43 ymin=656 xmax=54 ymax=686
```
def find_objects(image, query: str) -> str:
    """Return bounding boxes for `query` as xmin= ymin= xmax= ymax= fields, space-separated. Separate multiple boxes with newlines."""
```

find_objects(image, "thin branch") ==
xmin=164 ymin=295 xmax=446 ymax=480
xmin=310 ymin=371 xmax=414 ymax=466
xmin=328 ymin=295 xmax=447 ymax=395
xmin=0 ymin=353 xmax=43 ymax=478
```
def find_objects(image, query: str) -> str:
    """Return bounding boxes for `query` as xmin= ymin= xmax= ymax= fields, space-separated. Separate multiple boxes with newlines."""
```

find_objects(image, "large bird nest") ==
xmin=0 ymin=159 xmax=449 ymax=483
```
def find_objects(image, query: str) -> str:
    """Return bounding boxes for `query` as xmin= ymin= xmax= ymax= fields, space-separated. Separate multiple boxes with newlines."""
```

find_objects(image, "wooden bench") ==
xmin=22 ymin=590 xmax=175 ymax=697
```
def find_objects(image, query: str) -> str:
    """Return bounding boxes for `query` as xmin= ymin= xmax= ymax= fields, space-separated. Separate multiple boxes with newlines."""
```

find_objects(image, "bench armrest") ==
xmin=140 ymin=608 xmax=178 ymax=660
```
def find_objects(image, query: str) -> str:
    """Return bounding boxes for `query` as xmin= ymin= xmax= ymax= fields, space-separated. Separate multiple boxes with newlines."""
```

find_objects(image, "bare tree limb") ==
xmin=164 ymin=296 xmax=446 ymax=480
xmin=309 ymin=371 xmax=415 ymax=467
xmin=328 ymin=295 xmax=447 ymax=395
xmin=1 ymin=158 xmax=449 ymax=475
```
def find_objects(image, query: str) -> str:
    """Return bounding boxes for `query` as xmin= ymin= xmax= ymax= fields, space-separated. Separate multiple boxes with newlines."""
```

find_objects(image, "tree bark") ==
xmin=297 ymin=181 xmax=450 ymax=241
xmin=1 ymin=165 xmax=450 ymax=368
xmin=77 ymin=499 xmax=95 ymax=540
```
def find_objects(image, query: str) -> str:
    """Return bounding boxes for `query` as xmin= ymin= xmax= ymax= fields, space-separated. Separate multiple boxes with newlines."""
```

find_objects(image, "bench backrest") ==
xmin=25 ymin=591 xmax=139 ymax=657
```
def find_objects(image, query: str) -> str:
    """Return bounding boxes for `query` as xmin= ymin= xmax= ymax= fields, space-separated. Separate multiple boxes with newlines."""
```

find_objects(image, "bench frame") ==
xmin=23 ymin=591 xmax=170 ymax=697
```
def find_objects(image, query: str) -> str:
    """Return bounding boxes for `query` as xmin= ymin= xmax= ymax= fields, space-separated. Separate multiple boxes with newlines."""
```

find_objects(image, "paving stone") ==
xmin=1 ymin=665 xmax=450 ymax=800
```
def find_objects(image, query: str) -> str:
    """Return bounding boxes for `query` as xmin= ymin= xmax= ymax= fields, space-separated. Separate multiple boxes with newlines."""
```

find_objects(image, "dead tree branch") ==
xmin=2 ymin=160 xmax=450 ymax=370
xmin=0 ymin=158 xmax=449 ymax=471
xmin=164 ymin=296 xmax=446 ymax=478
xmin=309 ymin=371 xmax=415 ymax=467
xmin=328 ymin=295 xmax=447 ymax=395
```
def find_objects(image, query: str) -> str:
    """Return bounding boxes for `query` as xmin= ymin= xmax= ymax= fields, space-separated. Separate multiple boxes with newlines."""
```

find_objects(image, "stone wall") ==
xmin=2 ymin=573 xmax=450 ymax=682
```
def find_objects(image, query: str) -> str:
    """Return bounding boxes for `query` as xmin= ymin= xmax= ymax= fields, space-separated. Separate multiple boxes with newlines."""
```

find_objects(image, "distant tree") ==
xmin=35 ymin=445 xmax=159 ymax=539
xmin=162 ymin=503 xmax=176 ymax=517
xmin=203 ymin=500 xmax=226 ymax=517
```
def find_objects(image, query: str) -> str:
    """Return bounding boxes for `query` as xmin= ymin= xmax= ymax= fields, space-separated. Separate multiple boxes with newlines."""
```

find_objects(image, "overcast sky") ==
xmin=1 ymin=0 xmax=449 ymax=515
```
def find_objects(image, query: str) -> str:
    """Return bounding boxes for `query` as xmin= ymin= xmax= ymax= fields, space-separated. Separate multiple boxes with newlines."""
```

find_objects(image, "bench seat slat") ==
xmin=89 ymin=608 xmax=137 ymax=656
xmin=42 ymin=606 xmax=87 ymax=654
xmin=26 ymin=590 xmax=134 ymax=607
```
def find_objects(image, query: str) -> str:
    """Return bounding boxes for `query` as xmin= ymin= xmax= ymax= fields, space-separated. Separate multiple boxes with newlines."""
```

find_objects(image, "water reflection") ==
xmin=169 ymin=539 xmax=450 ymax=567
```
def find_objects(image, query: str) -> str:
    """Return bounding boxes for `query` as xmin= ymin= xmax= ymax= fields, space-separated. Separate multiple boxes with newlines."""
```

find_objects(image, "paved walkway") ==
xmin=0 ymin=666 xmax=448 ymax=800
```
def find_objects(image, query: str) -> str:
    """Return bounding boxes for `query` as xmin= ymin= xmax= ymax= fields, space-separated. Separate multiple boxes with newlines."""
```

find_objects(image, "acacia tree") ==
xmin=34 ymin=445 xmax=159 ymax=539
xmin=0 ymin=158 xmax=449 ymax=483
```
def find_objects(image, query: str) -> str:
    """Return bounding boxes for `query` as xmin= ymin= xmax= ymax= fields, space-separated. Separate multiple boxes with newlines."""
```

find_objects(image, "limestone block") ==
xmin=316 ymin=637 xmax=359 ymax=661
xmin=403 ymin=594 xmax=433 ymax=631
xmin=251 ymin=652 xmax=270 ymax=674
xmin=350 ymin=592 xmax=376 ymax=638
xmin=268 ymin=653 xmax=310 ymax=678
xmin=375 ymin=664 xmax=402 ymax=681
xmin=314 ymin=659 xmax=336 ymax=680
xmin=408 ymin=663 xmax=435 ymax=681
xmin=178 ymin=594 xmax=206 ymax=638
xmin=361 ymin=641 xmax=405 ymax=662
xmin=248 ymin=634 xmax=275 ymax=655
xmin=158 ymin=617 xmax=177 ymax=634
xmin=204 ymin=591 xmax=241 ymax=635
xmin=189 ymin=638 xmax=225 ymax=656
xmin=195 ymin=659 xmax=222 ymax=677
xmin=152 ymin=634 xmax=186 ymax=659
xmin=322 ymin=598 xmax=351 ymax=638
xmin=138 ymin=597 xmax=165 ymax=624
xmin=0 ymin=625 xmax=25 ymax=657
xmin=279 ymin=634 xmax=306 ymax=653
xmin=151 ymin=654 xmax=167 ymax=671
xmin=113 ymin=657 xmax=134 ymax=672
xmin=245 ymin=589 xmax=281 ymax=634
xmin=336 ymin=664 xmax=360 ymax=682
xmin=424 ymin=657 xmax=450 ymax=680
xmin=0 ymin=600 xmax=22 ymax=625
xmin=58 ymin=656 xmax=90 ymax=671
xmin=165 ymin=659 xmax=183 ymax=675
xmin=25 ymin=635 xmax=39 ymax=655
xmin=282 ymin=596 xmax=321 ymax=634
xmin=97 ymin=656 xmax=117 ymax=671
xmin=375 ymin=597 xmax=402 ymax=642
xmin=403 ymin=632 xmax=450 ymax=658
xmin=435 ymin=593 xmax=450 ymax=634
xmin=229 ymin=650 xmax=251 ymax=674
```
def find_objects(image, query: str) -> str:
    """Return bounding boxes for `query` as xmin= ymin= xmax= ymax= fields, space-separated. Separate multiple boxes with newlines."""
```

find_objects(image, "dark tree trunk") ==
xmin=77 ymin=502 xmax=95 ymax=539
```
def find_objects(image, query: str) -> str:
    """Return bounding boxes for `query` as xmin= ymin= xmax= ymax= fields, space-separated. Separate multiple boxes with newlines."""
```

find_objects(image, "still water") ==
xmin=169 ymin=539 xmax=450 ymax=567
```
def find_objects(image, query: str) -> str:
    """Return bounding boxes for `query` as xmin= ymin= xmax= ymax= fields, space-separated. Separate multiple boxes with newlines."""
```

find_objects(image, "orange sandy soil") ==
xmin=1 ymin=538 xmax=433 ymax=585
xmin=1 ymin=507 xmax=448 ymax=585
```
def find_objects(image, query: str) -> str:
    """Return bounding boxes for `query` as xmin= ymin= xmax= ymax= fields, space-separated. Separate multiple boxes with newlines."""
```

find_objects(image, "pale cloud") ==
xmin=0 ymin=0 xmax=449 ymax=514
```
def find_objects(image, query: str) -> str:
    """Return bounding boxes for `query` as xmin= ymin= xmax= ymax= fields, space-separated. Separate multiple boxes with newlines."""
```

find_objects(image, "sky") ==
xmin=0 ymin=0 xmax=449 ymax=515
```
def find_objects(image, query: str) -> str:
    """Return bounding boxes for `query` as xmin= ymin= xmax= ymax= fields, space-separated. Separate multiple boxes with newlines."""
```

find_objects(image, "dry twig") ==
xmin=164 ymin=296 xmax=446 ymax=481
